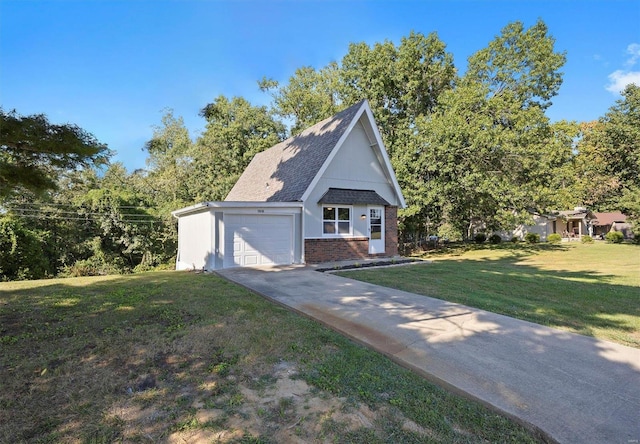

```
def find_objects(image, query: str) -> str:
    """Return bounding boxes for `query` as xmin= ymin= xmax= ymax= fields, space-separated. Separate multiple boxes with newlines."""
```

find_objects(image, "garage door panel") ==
xmin=225 ymin=214 xmax=293 ymax=268
xmin=243 ymin=254 xmax=259 ymax=266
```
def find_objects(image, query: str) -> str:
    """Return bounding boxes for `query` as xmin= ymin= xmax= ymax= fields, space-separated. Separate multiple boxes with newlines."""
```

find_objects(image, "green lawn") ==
xmin=339 ymin=242 xmax=640 ymax=348
xmin=0 ymin=271 xmax=542 ymax=443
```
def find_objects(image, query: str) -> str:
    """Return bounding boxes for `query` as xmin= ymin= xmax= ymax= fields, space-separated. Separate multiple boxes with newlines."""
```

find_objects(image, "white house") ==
xmin=172 ymin=100 xmax=406 ymax=270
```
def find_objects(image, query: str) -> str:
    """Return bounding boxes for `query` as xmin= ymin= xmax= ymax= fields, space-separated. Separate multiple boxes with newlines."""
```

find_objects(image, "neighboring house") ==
xmin=554 ymin=208 xmax=596 ymax=239
xmin=172 ymin=100 xmax=406 ymax=270
xmin=592 ymin=211 xmax=633 ymax=239
xmin=512 ymin=207 xmax=595 ymax=241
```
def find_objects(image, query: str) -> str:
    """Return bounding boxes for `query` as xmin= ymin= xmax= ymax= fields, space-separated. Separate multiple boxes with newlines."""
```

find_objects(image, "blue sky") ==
xmin=1 ymin=0 xmax=639 ymax=171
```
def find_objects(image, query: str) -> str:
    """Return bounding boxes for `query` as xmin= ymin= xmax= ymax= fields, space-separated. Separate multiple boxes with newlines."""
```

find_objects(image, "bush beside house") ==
xmin=547 ymin=233 xmax=562 ymax=243
xmin=605 ymin=231 xmax=624 ymax=243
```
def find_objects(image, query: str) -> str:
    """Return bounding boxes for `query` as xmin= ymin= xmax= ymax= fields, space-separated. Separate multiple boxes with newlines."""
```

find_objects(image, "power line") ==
xmin=12 ymin=213 xmax=159 ymax=224
xmin=4 ymin=201 xmax=157 ymax=210
xmin=7 ymin=207 xmax=157 ymax=219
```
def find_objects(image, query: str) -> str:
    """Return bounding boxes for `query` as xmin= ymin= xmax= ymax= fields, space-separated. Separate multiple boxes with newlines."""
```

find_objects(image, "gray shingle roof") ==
xmin=225 ymin=101 xmax=365 ymax=202
xmin=317 ymin=188 xmax=390 ymax=206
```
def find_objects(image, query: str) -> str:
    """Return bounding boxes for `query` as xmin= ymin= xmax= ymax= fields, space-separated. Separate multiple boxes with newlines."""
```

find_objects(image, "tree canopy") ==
xmin=415 ymin=20 xmax=569 ymax=237
xmin=0 ymin=109 xmax=110 ymax=199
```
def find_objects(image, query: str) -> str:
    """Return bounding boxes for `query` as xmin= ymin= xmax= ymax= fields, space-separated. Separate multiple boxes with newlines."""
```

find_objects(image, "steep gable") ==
xmin=225 ymin=101 xmax=365 ymax=202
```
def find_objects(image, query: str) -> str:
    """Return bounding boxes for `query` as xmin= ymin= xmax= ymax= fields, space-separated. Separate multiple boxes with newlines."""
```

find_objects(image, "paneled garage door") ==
xmin=224 ymin=214 xmax=293 ymax=268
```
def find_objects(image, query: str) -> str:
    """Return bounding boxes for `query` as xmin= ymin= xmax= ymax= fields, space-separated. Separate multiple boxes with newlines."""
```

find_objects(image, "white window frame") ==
xmin=322 ymin=205 xmax=352 ymax=236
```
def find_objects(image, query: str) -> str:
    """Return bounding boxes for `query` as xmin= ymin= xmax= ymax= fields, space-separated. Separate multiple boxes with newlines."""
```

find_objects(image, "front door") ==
xmin=368 ymin=206 xmax=385 ymax=254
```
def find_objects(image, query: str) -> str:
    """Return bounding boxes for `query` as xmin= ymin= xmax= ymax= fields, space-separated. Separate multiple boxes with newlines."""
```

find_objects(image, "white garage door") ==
xmin=224 ymin=214 xmax=293 ymax=268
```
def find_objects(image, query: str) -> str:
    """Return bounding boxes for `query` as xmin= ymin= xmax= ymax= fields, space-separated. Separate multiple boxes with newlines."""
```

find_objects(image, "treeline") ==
xmin=1 ymin=20 xmax=638 ymax=280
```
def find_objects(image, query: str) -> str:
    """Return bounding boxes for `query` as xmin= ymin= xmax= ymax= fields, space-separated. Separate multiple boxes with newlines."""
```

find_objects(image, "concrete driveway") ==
xmin=217 ymin=264 xmax=640 ymax=444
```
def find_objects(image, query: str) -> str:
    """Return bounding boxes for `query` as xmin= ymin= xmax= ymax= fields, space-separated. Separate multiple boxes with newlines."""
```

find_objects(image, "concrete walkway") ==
xmin=217 ymin=264 xmax=640 ymax=444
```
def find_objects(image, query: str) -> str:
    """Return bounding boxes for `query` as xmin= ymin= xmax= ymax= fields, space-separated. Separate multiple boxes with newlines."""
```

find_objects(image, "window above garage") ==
xmin=323 ymin=206 xmax=351 ymax=235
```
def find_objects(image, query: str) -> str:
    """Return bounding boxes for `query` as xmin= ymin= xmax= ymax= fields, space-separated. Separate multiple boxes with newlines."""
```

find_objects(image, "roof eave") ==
xmin=172 ymin=201 xmax=303 ymax=218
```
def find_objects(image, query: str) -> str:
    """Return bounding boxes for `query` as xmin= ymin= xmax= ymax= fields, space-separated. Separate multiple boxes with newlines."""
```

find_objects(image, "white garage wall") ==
xmin=176 ymin=209 xmax=214 ymax=270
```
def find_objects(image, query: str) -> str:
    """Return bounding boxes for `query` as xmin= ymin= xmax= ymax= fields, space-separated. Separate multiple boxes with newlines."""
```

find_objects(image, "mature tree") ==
xmin=552 ymin=121 xmax=619 ymax=209
xmin=415 ymin=20 xmax=567 ymax=239
xmin=465 ymin=21 xmax=565 ymax=110
xmin=571 ymin=84 xmax=640 ymax=237
xmin=139 ymin=110 xmax=196 ymax=261
xmin=259 ymin=63 xmax=341 ymax=135
xmin=0 ymin=109 xmax=110 ymax=199
xmin=262 ymin=31 xmax=455 ymax=154
xmin=340 ymin=31 xmax=456 ymax=154
xmin=190 ymin=96 xmax=286 ymax=201
xmin=593 ymin=84 xmax=640 ymax=189
xmin=143 ymin=110 xmax=194 ymax=206
xmin=73 ymin=163 xmax=160 ymax=272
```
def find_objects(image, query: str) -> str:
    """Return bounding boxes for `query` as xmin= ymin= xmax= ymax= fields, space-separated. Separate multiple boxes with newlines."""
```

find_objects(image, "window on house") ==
xmin=323 ymin=206 xmax=351 ymax=235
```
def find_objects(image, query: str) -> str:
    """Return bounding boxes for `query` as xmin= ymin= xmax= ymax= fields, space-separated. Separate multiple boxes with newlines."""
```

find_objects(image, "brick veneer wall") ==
xmin=385 ymin=206 xmax=399 ymax=257
xmin=305 ymin=205 xmax=400 ymax=263
xmin=305 ymin=237 xmax=369 ymax=263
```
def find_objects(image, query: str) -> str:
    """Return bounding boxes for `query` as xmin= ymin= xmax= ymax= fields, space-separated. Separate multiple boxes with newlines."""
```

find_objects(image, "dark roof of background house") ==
xmin=225 ymin=101 xmax=365 ymax=202
xmin=317 ymin=188 xmax=390 ymax=206
xmin=593 ymin=211 xmax=627 ymax=226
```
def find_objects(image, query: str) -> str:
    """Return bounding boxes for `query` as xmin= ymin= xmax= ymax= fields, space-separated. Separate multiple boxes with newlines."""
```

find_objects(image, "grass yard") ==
xmin=0 ymin=271 xmax=543 ymax=443
xmin=339 ymin=242 xmax=640 ymax=348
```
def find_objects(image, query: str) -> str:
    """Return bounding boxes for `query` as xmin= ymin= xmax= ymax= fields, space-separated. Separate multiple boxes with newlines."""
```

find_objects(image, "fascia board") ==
xmin=172 ymin=201 xmax=303 ymax=218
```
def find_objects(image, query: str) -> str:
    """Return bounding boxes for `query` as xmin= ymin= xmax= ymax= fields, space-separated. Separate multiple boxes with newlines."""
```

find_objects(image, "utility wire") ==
xmin=5 ymin=202 xmax=157 ymax=210
xmin=13 ymin=213 xmax=158 ymax=224
xmin=7 ymin=207 xmax=157 ymax=218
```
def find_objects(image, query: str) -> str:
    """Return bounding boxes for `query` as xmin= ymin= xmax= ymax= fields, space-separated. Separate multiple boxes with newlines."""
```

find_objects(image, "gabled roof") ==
xmin=224 ymin=100 xmax=405 ymax=207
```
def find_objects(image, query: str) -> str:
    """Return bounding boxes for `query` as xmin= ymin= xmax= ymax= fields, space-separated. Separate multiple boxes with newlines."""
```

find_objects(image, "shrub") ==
xmin=581 ymin=235 xmax=594 ymax=244
xmin=524 ymin=233 xmax=540 ymax=244
xmin=510 ymin=236 xmax=520 ymax=243
xmin=61 ymin=257 xmax=123 ymax=277
xmin=489 ymin=234 xmax=502 ymax=244
xmin=605 ymin=231 xmax=624 ymax=243
xmin=547 ymin=233 xmax=562 ymax=244
xmin=474 ymin=233 xmax=487 ymax=244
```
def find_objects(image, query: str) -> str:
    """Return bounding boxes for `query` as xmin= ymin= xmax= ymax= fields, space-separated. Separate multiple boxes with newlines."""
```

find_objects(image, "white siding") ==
xmin=512 ymin=215 xmax=552 ymax=241
xmin=305 ymin=120 xmax=398 ymax=238
xmin=176 ymin=210 xmax=214 ymax=270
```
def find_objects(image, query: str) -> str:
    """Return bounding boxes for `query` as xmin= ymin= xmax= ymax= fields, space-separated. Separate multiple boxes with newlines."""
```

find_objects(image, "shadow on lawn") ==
xmin=340 ymin=252 xmax=639 ymax=347
xmin=418 ymin=241 xmax=573 ymax=258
